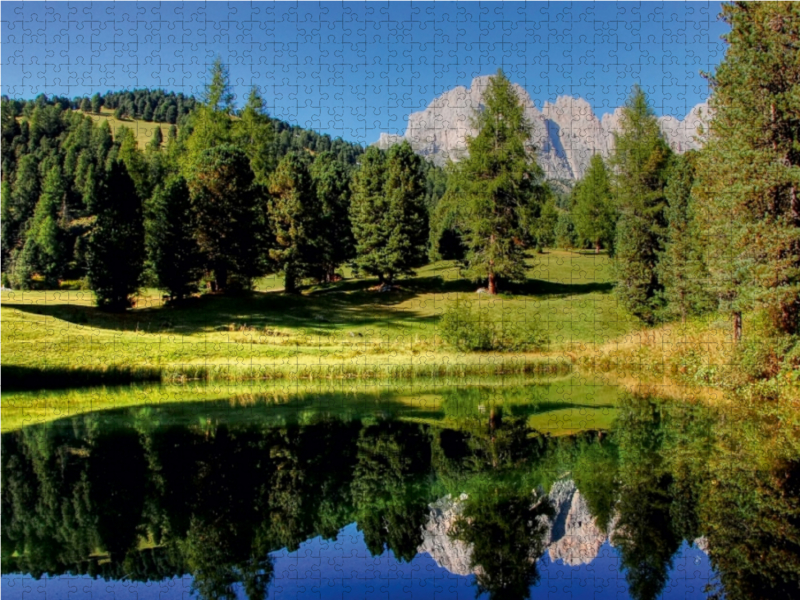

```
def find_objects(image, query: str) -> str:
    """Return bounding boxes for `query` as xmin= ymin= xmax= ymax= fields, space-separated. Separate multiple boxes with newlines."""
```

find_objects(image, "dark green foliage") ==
xmin=531 ymin=198 xmax=559 ymax=251
xmin=571 ymin=154 xmax=617 ymax=253
xmin=694 ymin=2 xmax=800 ymax=336
xmin=86 ymin=160 xmax=145 ymax=310
xmin=350 ymin=142 xmax=428 ymax=284
xmin=611 ymin=86 xmax=672 ymax=324
xmin=148 ymin=127 xmax=163 ymax=151
xmin=310 ymin=151 xmax=355 ymax=281
xmin=145 ymin=176 xmax=204 ymax=301
xmin=267 ymin=153 xmax=322 ymax=293
xmin=91 ymin=93 xmax=103 ymax=114
xmin=554 ymin=210 xmax=577 ymax=250
xmin=450 ymin=484 xmax=553 ymax=600
xmin=80 ymin=98 xmax=91 ymax=112
xmin=438 ymin=301 xmax=548 ymax=352
xmin=443 ymin=69 xmax=549 ymax=294
xmin=186 ymin=144 xmax=262 ymax=292
xmin=12 ymin=165 xmax=67 ymax=288
xmin=234 ymin=88 xmax=276 ymax=184
xmin=658 ymin=152 xmax=714 ymax=321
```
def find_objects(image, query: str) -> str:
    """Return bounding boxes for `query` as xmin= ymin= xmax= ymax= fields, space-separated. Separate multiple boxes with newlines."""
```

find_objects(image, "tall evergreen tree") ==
xmin=86 ymin=160 xmax=145 ymax=310
xmin=267 ymin=153 xmax=321 ymax=293
xmin=658 ymin=152 xmax=713 ymax=322
xmin=349 ymin=142 xmax=428 ymax=284
xmin=148 ymin=127 xmax=163 ymax=152
xmin=80 ymin=98 xmax=91 ymax=113
xmin=91 ymin=93 xmax=103 ymax=114
xmin=234 ymin=88 xmax=276 ymax=185
xmin=571 ymin=154 xmax=617 ymax=254
xmin=694 ymin=2 xmax=800 ymax=339
xmin=611 ymin=86 xmax=672 ymax=324
xmin=12 ymin=165 xmax=67 ymax=288
xmin=446 ymin=69 xmax=548 ymax=294
xmin=310 ymin=151 xmax=354 ymax=282
xmin=186 ymin=144 xmax=261 ymax=292
xmin=146 ymin=176 xmax=204 ymax=301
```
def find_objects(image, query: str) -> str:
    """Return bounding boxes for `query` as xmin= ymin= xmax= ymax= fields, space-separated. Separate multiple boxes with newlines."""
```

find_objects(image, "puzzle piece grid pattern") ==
xmin=1 ymin=2 xmax=725 ymax=599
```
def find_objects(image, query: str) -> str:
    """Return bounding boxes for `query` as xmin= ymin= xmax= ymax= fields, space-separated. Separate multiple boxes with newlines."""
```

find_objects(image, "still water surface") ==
xmin=1 ymin=379 xmax=798 ymax=599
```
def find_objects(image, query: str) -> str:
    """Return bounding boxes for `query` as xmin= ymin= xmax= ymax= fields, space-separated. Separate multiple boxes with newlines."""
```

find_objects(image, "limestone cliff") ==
xmin=375 ymin=76 xmax=709 ymax=180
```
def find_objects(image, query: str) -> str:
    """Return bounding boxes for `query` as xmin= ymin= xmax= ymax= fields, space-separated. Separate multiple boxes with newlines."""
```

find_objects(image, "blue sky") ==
xmin=1 ymin=1 xmax=729 ymax=145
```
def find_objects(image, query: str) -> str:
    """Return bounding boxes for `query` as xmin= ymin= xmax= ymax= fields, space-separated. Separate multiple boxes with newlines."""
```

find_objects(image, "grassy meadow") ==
xmin=1 ymin=250 xmax=639 ymax=388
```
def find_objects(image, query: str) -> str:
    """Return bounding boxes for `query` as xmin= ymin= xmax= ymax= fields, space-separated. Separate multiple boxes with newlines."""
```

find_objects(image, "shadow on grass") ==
xmin=3 ymin=273 xmax=612 ymax=334
xmin=3 ymin=364 xmax=162 ymax=391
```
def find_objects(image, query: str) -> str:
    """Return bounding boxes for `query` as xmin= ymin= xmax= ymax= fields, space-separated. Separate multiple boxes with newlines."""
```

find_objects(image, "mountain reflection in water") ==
xmin=1 ymin=389 xmax=798 ymax=600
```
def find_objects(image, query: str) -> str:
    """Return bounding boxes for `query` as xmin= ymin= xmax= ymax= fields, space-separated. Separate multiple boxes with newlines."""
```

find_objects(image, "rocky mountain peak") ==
xmin=375 ymin=75 xmax=709 ymax=180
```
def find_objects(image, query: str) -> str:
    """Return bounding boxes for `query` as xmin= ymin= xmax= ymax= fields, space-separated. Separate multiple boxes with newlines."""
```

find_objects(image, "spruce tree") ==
xmin=13 ymin=165 xmax=66 ymax=288
xmin=310 ymin=151 xmax=354 ymax=282
xmin=146 ymin=176 xmax=203 ymax=301
xmin=267 ymin=152 xmax=321 ymax=293
xmin=611 ymin=86 xmax=672 ymax=323
xmin=186 ymin=144 xmax=261 ymax=292
xmin=571 ymin=154 xmax=617 ymax=253
xmin=86 ymin=160 xmax=145 ymax=310
xmin=694 ymin=2 xmax=800 ymax=339
xmin=448 ymin=69 xmax=547 ymax=294
xmin=350 ymin=142 xmax=427 ymax=284
xmin=658 ymin=152 xmax=713 ymax=322
xmin=80 ymin=98 xmax=91 ymax=113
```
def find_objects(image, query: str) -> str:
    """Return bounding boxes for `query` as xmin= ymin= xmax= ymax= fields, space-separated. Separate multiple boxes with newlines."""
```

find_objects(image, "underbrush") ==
xmin=438 ymin=301 xmax=549 ymax=352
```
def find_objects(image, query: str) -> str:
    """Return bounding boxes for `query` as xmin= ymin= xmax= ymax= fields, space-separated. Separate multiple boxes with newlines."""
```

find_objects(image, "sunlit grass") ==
xmin=1 ymin=251 xmax=637 ymax=388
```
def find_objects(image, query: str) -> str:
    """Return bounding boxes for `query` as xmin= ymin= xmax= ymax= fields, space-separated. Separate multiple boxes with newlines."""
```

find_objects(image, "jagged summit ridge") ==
xmin=375 ymin=76 xmax=709 ymax=180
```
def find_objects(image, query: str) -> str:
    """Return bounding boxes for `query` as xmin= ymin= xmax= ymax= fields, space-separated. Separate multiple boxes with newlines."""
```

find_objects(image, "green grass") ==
xmin=0 ymin=374 xmax=622 ymax=435
xmin=1 ymin=250 xmax=638 ymax=387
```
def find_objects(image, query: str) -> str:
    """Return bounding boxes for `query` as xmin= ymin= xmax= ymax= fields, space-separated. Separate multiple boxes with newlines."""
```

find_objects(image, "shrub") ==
xmin=439 ymin=301 xmax=548 ymax=352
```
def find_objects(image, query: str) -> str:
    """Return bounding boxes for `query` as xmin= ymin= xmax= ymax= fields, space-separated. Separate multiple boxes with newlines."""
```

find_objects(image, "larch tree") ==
xmin=610 ymin=85 xmax=672 ymax=324
xmin=449 ymin=69 xmax=548 ymax=294
xmin=694 ymin=2 xmax=800 ymax=340
xmin=571 ymin=153 xmax=617 ymax=254
xmin=657 ymin=152 xmax=713 ymax=322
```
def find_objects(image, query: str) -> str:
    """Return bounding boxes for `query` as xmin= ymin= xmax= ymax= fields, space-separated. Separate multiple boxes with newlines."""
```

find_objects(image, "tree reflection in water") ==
xmin=1 ymin=391 xmax=798 ymax=600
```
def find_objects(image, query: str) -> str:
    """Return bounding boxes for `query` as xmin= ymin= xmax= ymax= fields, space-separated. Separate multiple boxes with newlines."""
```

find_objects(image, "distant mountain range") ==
xmin=375 ymin=75 xmax=710 ymax=181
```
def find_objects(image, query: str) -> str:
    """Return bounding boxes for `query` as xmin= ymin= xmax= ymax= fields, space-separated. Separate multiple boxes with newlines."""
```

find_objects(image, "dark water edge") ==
xmin=1 ymin=382 xmax=798 ymax=600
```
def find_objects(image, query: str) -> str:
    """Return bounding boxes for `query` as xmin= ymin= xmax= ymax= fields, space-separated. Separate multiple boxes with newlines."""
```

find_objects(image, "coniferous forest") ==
xmin=1 ymin=2 xmax=798 ymax=401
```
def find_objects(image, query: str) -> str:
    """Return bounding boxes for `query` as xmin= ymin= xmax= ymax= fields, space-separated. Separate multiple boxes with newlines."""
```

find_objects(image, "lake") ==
xmin=1 ymin=377 xmax=798 ymax=600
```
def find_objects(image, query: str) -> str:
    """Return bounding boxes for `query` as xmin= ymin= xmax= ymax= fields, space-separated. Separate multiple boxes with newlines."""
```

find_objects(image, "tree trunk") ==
xmin=284 ymin=265 xmax=297 ymax=294
xmin=595 ymin=241 xmax=601 ymax=254
xmin=214 ymin=263 xmax=227 ymax=293
xmin=733 ymin=311 xmax=742 ymax=344
xmin=488 ymin=272 xmax=497 ymax=295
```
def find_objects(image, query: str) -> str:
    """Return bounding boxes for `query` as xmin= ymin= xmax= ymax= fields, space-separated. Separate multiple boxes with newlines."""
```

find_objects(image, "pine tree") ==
xmin=80 ymin=98 xmax=91 ymax=113
xmin=267 ymin=152 xmax=321 ymax=293
xmin=310 ymin=151 xmax=354 ymax=282
xmin=146 ymin=176 xmax=203 ymax=301
xmin=350 ymin=143 xmax=428 ymax=284
xmin=554 ymin=211 xmax=577 ymax=250
xmin=186 ymin=144 xmax=261 ymax=292
xmin=694 ymin=2 xmax=800 ymax=339
xmin=571 ymin=154 xmax=617 ymax=253
xmin=86 ymin=160 xmax=145 ymax=310
xmin=611 ymin=86 xmax=672 ymax=323
xmin=448 ymin=69 xmax=548 ymax=294
xmin=658 ymin=152 xmax=714 ymax=322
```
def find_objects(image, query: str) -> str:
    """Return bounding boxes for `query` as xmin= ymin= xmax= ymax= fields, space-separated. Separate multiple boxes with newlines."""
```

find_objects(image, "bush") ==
xmin=438 ymin=301 xmax=548 ymax=352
